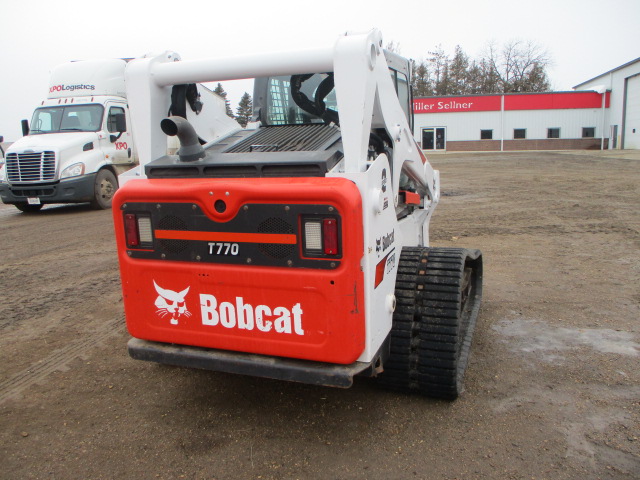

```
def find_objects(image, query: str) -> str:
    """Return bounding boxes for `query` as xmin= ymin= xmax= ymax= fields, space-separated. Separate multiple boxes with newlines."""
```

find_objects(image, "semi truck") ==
xmin=113 ymin=30 xmax=483 ymax=399
xmin=0 ymin=55 xmax=239 ymax=212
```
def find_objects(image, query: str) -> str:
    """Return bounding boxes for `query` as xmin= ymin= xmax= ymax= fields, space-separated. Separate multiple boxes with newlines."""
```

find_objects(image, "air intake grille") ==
xmin=6 ymin=151 xmax=56 ymax=183
xmin=258 ymin=217 xmax=295 ymax=259
xmin=158 ymin=216 xmax=189 ymax=254
xmin=224 ymin=125 xmax=339 ymax=153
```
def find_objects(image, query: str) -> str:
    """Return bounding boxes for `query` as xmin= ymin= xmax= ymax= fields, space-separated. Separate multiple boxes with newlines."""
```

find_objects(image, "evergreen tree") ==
xmin=410 ymin=59 xmax=433 ymax=97
xmin=522 ymin=63 xmax=551 ymax=92
xmin=213 ymin=83 xmax=235 ymax=119
xmin=447 ymin=46 xmax=470 ymax=95
xmin=235 ymin=92 xmax=253 ymax=128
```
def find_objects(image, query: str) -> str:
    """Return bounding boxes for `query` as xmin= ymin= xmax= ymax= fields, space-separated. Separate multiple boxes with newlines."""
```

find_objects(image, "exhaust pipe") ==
xmin=160 ymin=116 xmax=205 ymax=162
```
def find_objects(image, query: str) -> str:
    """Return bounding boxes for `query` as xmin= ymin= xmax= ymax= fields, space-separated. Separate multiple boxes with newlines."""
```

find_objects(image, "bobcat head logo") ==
xmin=153 ymin=281 xmax=191 ymax=325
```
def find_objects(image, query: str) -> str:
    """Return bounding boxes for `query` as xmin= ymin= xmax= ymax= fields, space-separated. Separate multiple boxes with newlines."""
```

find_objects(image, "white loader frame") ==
xmin=123 ymin=29 xmax=441 ymax=363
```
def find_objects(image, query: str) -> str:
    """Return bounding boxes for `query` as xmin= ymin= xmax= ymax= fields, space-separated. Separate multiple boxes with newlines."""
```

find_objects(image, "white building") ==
xmin=412 ymin=57 xmax=639 ymax=151
xmin=574 ymin=57 xmax=640 ymax=149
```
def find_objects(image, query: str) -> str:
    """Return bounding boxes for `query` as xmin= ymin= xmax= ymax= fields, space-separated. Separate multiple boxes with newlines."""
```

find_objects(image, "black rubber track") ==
xmin=377 ymin=246 xmax=483 ymax=400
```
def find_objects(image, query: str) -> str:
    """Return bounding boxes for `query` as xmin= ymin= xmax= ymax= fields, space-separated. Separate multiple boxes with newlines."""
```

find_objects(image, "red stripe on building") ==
xmin=414 ymin=91 xmax=610 ymax=114
xmin=504 ymin=92 xmax=610 ymax=110
xmin=414 ymin=96 xmax=501 ymax=113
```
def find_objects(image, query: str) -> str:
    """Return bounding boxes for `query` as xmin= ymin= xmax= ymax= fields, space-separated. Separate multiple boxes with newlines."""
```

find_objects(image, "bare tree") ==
xmin=409 ymin=39 xmax=552 ymax=98
xmin=484 ymin=39 xmax=552 ymax=93
xmin=385 ymin=40 xmax=401 ymax=54
xmin=428 ymin=45 xmax=448 ymax=93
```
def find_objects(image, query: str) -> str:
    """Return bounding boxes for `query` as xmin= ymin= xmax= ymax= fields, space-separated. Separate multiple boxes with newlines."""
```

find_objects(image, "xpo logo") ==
xmin=49 ymin=83 xmax=96 ymax=93
xmin=115 ymin=142 xmax=128 ymax=150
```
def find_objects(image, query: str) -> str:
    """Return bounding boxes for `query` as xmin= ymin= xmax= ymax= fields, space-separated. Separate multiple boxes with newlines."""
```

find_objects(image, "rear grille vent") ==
xmin=258 ymin=217 xmax=294 ymax=234
xmin=224 ymin=125 xmax=339 ymax=153
xmin=258 ymin=218 xmax=295 ymax=259
xmin=6 ymin=151 xmax=56 ymax=183
xmin=158 ymin=216 xmax=189 ymax=254
xmin=158 ymin=215 xmax=188 ymax=231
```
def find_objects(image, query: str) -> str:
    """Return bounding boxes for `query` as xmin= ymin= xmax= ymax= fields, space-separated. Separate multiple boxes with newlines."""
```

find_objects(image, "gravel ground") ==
xmin=0 ymin=150 xmax=638 ymax=479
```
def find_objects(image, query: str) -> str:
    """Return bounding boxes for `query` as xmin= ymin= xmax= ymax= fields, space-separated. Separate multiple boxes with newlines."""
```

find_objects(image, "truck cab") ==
xmin=0 ymin=59 xmax=136 ymax=212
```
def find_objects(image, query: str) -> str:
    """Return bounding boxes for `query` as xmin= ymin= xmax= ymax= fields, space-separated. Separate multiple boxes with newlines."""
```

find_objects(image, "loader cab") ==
xmin=384 ymin=50 xmax=413 ymax=131
xmin=253 ymin=50 xmax=413 ymax=130
xmin=253 ymin=73 xmax=338 ymax=126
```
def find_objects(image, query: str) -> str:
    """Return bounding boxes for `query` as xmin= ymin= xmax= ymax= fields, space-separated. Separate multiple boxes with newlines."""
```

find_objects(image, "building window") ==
xmin=582 ymin=127 xmax=595 ymax=138
xmin=480 ymin=129 xmax=493 ymax=140
xmin=514 ymin=129 xmax=526 ymax=139
xmin=422 ymin=127 xmax=446 ymax=150
xmin=547 ymin=128 xmax=560 ymax=139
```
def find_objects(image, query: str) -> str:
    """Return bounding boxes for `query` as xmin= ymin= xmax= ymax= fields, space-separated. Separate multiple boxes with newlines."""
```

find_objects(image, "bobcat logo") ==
xmin=153 ymin=281 xmax=191 ymax=325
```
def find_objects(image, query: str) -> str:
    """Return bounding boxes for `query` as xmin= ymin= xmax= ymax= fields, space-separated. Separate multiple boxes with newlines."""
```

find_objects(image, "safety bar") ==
xmin=153 ymin=47 xmax=335 ymax=86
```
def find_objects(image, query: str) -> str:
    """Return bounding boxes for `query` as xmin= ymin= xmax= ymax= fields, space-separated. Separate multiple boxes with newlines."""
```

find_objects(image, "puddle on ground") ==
xmin=492 ymin=316 xmax=639 ymax=360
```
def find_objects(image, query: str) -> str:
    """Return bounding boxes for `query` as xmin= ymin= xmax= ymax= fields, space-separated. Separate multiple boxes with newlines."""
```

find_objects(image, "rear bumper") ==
xmin=0 ymin=174 xmax=96 ymax=205
xmin=128 ymin=337 xmax=385 ymax=388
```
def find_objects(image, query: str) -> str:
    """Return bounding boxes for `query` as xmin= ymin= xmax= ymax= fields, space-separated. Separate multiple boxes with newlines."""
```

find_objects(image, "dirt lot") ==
xmin=1 ymin=151 xmax=638 ymax=479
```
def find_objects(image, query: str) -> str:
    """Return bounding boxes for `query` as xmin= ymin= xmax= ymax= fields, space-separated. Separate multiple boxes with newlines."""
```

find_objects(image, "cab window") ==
xmin=107 ymin=107 xmax=126 ymax=133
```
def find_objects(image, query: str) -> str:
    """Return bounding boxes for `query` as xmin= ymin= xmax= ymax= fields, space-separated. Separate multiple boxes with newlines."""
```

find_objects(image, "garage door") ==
xmin=624 ymin=74 xmax=640 ymax=149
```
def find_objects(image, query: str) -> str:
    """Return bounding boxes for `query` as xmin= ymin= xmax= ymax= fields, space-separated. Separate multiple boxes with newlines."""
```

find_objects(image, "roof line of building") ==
xmin=573 ymin=57 xmax=640 ymax=88
xmin=413 ymin=90 xmax=605 ymax=100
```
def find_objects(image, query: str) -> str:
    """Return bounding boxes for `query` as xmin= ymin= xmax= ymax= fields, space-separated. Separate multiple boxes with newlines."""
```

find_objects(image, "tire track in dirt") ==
xmin=0 ymin=271 xmax=120 ymax=331
xmin=0 ymin=314 xmax=123 ymax=404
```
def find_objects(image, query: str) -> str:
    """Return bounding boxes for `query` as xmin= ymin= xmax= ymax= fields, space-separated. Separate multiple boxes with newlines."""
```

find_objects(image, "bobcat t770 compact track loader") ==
xmin=113 ymin=29 xmax=483 ymax=399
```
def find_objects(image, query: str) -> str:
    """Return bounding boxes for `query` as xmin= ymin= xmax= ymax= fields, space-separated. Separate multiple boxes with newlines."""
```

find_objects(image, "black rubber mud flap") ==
xmin=376 ymin=247 xmax=483 ymax=400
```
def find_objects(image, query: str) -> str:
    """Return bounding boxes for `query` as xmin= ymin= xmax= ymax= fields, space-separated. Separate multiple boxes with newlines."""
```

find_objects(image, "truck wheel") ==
xmin=90 ymin=169 xmax=118 ymax=210
xmin=15 ymin=203 xmax=44 ymax=213
xmin=377 ymin=246 xmax=483 ymax=400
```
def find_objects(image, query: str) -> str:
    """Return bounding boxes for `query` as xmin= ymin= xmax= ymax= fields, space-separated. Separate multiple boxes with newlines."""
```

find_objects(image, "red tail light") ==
xmin=124 ymin=213 xmax=139 ymax=247
xmin=323 ymin=219 xmax=338 ymax=255
xmin=124 ymin=213 xmax=153 ymax=249
xmin=301 ymin=216 xmax=341 ymax=258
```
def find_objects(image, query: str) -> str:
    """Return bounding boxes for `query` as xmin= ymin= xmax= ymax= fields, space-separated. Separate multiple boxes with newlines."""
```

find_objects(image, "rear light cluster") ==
xmin=124 ymin=213 xmax=153 ymax=248
xmin=122 ymin=210 xmax=342 ymax=260
xmin=301 ymin=217 xmax=341 ymax=257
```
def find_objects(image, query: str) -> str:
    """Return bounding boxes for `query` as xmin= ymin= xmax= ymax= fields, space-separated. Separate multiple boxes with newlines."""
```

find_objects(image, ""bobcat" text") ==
xmin=199 ymin=295 xmax=304 ymax=335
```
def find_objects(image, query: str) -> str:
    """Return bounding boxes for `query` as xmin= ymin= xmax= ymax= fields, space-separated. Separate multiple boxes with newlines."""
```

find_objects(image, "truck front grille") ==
xmin=6 ymin=151 xmax=56 ymax=183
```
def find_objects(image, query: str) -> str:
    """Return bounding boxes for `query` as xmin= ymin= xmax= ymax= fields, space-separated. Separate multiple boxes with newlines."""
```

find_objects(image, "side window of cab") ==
xmin=107 ymin=106 xmax=126 ymax=133
xmin=389 ymin=69 xmax=412 ymax=128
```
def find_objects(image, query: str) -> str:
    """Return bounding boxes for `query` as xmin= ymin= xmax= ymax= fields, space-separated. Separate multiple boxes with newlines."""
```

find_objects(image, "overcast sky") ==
xmin=1 ymin=0 xmax=638 ymax=141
